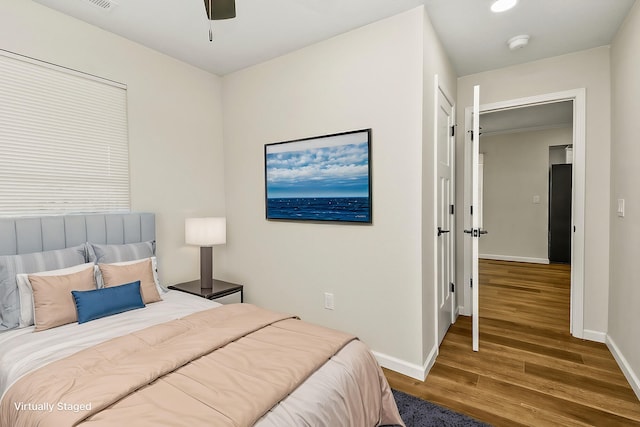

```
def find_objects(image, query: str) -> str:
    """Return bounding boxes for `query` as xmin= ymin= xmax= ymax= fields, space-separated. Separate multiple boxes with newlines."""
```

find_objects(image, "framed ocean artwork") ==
xmin=264 ymin=129 xmax=372 ymax=224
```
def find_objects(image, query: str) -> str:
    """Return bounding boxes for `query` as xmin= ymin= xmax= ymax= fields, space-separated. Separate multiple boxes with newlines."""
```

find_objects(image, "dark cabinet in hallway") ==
xmin=549 ymin=163 xmax=572 ymax=263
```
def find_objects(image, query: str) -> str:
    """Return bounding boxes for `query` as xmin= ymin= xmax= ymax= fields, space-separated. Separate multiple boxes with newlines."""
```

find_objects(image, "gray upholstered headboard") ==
xmin=0 ymin=213 xmax=155 ymax=256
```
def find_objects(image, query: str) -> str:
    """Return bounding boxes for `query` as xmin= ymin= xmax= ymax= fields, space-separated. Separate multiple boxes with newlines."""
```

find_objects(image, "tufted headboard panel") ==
xmin=0 ymin=213 xmax=155 ymax=256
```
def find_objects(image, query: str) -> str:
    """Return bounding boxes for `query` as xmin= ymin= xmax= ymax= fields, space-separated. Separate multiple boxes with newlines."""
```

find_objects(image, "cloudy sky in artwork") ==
xmin=266 ymin=137 xmax=370 ymax=199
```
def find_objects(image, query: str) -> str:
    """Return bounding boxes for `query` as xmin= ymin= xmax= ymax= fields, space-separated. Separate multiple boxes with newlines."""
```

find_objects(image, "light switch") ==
xmin=533 ymin=195 xmax=540 ymax=204
xmin=617 ymin=199 xmax=625 ymax=218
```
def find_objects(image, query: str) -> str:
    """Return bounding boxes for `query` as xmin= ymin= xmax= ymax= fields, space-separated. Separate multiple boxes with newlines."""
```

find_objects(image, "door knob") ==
xmin=437 ymin=226 xmax=450 ymax=236
xmin=463 ymin=228 xmax=488 ymax=237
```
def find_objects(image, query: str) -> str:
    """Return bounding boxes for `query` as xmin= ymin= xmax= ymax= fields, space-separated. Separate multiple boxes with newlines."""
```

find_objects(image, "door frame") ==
xmin=462 ymin=88 xmax=586 ymax=339
xmin=434 ymin=74 xmax=457 ymax=347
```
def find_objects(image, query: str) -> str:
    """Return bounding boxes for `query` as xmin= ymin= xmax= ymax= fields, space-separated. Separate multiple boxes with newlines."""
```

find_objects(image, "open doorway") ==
xmin=478 ymin=101 xmax=573 ymax=266
xmin=476 ymin=101 xmax=575 ymax=342
xmin=462 ymin=89 xmax=587 ymax=346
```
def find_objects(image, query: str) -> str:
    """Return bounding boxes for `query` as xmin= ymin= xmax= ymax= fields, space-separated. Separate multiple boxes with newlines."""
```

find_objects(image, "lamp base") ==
xmin=200 ymin=246 xmax=213 ymax=289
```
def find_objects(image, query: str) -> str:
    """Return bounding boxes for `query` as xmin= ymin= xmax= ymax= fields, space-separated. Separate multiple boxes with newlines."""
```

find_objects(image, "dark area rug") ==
xmin=392 ymin=389 xmax=492 ymax=427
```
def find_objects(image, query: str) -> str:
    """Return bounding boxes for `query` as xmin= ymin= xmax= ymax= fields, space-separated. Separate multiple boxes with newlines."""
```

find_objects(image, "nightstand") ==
xmin=168 ymin=279 xmax=243 ymax=303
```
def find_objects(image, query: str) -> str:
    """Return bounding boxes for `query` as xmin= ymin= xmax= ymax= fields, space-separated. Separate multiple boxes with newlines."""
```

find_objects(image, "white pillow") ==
xmin=95 ymin=256 xmax=166 ymax=295
xmin=16 ymin=262 xmax=96 ymax=328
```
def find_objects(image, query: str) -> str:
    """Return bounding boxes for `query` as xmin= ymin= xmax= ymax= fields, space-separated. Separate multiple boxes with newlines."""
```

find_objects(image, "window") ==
xmin=0 ymin=50 xmax=130 ymax=216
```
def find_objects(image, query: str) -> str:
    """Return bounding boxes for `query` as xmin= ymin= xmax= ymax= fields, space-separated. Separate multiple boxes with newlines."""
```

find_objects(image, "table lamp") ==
xmin=185 ymin=217 xmax=226 ymax=289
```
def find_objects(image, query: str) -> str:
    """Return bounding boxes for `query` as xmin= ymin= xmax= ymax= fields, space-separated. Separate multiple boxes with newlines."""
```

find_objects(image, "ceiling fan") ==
xmin=204 ymin=0 xmax=236 ymax=41
xmin=204 ymin=0 xmax=236 ymax=20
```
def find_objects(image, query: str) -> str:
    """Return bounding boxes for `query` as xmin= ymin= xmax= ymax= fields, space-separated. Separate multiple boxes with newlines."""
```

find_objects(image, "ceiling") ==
xmin=31 ymin=0 xmax=425 ymax=76
xmin=424 ymin=0 xmax=635 ymax=76
xmin=32 ymin=0 xmax=636 ymax=77
xmin=480 ymin=102 xmax=573 ymax=137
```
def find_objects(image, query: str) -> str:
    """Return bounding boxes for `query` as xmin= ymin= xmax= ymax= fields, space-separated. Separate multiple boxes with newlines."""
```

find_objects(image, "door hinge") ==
xmin=470 ymin=205 xmax=473 ymax=215
xmin=470 ymin=278 xmax=473 ymax=288
xmin=450 ymin=204 xmax=455 ymax=215
xmin=471 ymin=130 xmax=474 ymax=141
xmin=451 ymin=125 xmax=455 ymax=137
xmin=450 ymin=282 xmax=455 ymax=292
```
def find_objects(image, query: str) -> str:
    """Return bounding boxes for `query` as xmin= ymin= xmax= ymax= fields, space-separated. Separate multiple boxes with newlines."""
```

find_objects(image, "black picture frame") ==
xmin=265 ymin=129 xmax=372 ymax=224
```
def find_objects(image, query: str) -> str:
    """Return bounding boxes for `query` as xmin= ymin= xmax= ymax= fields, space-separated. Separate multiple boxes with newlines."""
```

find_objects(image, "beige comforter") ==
xmin=1 ymin=304 xmax=403 ymax=427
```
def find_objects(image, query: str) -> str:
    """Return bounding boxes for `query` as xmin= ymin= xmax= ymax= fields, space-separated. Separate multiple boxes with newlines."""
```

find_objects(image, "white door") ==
xmin=464 ymin=85 xmax=481 ymax=351
xmin=436 ymin=86 xmax=455 ymax=345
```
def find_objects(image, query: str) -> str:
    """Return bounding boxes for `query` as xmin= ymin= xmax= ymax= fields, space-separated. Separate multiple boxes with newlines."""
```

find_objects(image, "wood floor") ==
xmin=385 ymin=259 xmax=640 ymax=426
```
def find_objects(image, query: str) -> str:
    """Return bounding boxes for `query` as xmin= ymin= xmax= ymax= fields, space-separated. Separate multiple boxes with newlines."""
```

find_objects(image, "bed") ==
xmin=0 ymin=213 xmax=403 ymax=427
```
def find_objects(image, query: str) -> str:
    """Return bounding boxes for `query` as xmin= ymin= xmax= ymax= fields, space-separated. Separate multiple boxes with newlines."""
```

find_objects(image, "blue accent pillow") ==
xmin=72 ymin=280 xmax=145 ymax=324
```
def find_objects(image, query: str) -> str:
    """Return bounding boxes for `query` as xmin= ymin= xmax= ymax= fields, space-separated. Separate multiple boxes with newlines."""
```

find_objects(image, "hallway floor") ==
xmin=385 ymin=260 xmax=640 ymax=426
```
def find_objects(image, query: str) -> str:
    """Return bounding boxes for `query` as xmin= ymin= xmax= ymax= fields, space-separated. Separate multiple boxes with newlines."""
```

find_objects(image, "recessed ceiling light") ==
xmin=491 ymin=0 xmax=518 ymax=13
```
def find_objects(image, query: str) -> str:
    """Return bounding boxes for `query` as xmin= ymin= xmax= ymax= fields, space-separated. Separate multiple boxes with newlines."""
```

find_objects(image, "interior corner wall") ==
xmin=479 ymin=127 xmax=573 ymax=262
xmin=220 ymin=8 xmax=425 ymax=369
xmin=421 ymin=9 xmax=458 ymax=366
xmin=455 ymin=47 xmax=611 ymax=335
xmin=609 ymin=0 xmax=640 ymax=398
xmin=0 ymin=0 xmax=226 ymax=285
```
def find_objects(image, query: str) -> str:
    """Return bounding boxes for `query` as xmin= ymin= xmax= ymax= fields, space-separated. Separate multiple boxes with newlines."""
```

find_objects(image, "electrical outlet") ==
xmin=324 ymin=292 xmax=334 ymax=310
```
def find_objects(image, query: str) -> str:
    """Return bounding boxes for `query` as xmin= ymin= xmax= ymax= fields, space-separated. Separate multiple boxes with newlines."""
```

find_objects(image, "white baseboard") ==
xmin=480 ymin=254 xmax=550 ymax=264
xmin=372 ymin=345 xmax=437 ymax=382
xmin=582 ymin=329 xmax=606 ymax=343
xmin=458 ymin=305 xmax=470 ymax=316
xmin=606 ymin=335 xmax=640 ymax=400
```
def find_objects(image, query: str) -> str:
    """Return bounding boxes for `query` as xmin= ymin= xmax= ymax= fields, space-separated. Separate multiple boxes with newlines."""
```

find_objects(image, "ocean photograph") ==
xmin=265 ymin=130 xmax=371 ymax=223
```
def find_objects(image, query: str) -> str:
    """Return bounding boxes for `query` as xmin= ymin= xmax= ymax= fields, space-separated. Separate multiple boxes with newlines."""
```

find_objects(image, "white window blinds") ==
xmin=0 ymin=50 xmax=130 ymax=216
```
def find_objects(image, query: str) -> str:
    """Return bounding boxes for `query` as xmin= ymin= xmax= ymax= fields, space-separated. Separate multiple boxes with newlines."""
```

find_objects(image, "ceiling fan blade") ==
xmin=203 ymin=0 xmax=236 ymax=20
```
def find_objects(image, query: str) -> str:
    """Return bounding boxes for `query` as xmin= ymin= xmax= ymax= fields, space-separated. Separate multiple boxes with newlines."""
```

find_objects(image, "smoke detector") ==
xmin=507 ymin=35 xmax=530 ymax=50
xmin=82 ymin=0 xmax=118 ymax=11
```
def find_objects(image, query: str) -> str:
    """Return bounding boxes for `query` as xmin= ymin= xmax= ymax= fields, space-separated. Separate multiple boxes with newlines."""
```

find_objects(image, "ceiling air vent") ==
xmin=83 ymin=0 xmax=117 ymax=11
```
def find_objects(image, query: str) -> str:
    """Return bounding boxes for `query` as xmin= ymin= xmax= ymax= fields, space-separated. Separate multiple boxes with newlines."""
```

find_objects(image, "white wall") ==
xmin=609 ymin=0 xmax=640 ymax=398
xmin=479 ymin=127 xmax=572 ymax=262
xmin=0 ymin=0 xmax=226 ymax=285
xmin=220 ymin=6 xmax=455 ymax=372
xmin=456 ymin=47 xmax=611 ymax=335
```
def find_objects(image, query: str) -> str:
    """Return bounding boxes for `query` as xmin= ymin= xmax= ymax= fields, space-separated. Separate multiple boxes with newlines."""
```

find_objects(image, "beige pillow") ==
xmin=99 ymin=258 xmax=161 ymax=304
xmin=17 ymin=262 xmax=96 ymax=328
xmin=30 ymin=266 xmax=96 ymax=332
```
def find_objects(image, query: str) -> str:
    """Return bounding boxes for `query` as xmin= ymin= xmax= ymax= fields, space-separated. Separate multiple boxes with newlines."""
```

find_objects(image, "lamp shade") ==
xmin=185 ymin=217 xmax=226 ymax=246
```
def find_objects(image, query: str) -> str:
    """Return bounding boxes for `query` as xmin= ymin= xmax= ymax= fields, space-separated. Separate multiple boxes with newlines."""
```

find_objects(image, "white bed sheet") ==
xmin=0 ymin=290 xmax=217 ymax=399
xmin=0 ymin=291 xmax=388 ymax=426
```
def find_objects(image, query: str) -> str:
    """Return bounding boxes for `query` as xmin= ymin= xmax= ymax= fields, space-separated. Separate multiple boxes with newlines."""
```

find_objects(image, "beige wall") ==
xmin=479 ymin=127 xmax=572 ymax=262
xmin=2 ymin=0 xmax=456 ymax=375
xmin=610 ymin=0 xmax=640 ymax=397
xmin=221 ymin=6 xmax=455 ymax=371
xmin=0 ymin=0 xmax=226 ymax=285
xmin=456 ymin=47 xmax=611 ymax=335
